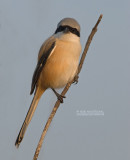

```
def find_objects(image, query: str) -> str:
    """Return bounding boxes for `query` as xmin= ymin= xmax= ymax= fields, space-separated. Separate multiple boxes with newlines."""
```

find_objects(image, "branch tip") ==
xmin=100 ymin=14 xmax=103 ymax=18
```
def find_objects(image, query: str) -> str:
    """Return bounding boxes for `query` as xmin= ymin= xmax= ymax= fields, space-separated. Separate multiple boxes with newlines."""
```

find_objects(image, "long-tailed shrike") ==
xmin=15 ymin=18 xmax=81 ymax=147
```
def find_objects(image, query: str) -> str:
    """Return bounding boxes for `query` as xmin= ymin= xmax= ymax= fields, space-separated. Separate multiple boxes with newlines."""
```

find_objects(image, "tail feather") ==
xmin=15 ymin=88 xmax=44 ymax=148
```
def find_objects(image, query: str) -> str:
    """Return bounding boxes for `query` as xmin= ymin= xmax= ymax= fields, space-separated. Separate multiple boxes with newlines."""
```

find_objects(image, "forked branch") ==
xmin=33 ymin=14 xmax=103 ymax=160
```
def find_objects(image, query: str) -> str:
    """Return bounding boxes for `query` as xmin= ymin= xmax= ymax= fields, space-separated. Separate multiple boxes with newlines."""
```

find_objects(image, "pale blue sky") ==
xmin=0 ymin=0 xmax=130 ymax=160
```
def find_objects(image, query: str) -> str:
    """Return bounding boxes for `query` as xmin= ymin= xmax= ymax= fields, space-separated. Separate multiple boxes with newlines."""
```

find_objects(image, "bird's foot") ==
xmin=52 ymin=89 xmax=66 ymax=103
xmin=57 ymin=94 xmax=66 ymax=103
xmin=73 ymin=74 xmax=79 ymax=84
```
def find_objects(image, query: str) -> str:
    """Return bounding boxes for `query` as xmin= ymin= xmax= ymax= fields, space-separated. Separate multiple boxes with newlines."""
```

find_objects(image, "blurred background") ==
xmin=0 ymin=0 xmax=130 ymax=160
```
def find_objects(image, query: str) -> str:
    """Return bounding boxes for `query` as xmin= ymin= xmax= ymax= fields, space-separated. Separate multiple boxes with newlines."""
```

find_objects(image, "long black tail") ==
xmin=15 ymin=88 xmax=44 ymax=148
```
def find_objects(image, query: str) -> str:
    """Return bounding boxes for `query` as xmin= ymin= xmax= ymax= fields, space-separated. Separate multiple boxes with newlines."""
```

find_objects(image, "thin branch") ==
xmin=33 ymin=14 xmax=103 ymax=160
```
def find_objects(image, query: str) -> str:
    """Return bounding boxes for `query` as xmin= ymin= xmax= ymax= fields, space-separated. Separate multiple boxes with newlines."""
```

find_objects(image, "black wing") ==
xmin=30 ymin=41 xmax=55 ymax=95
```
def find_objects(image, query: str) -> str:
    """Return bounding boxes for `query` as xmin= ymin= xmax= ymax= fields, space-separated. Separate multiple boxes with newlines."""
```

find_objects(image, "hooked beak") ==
xmin=64 ymin=27 xmax=69 ymax=33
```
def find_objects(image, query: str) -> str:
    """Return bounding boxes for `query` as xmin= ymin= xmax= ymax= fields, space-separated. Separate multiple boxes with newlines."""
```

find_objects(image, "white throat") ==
xmin=54 ymin=31 xmax=80 ymax=42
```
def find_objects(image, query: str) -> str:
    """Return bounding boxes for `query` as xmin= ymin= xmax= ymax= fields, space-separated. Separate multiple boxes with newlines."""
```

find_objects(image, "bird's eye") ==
xmin=72 ymin=28 xmax=75 ymax=33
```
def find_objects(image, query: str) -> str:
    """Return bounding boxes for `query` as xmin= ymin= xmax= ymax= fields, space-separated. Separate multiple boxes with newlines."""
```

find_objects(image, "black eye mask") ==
xmin=55 ymin=25 xmax=80 ymax=37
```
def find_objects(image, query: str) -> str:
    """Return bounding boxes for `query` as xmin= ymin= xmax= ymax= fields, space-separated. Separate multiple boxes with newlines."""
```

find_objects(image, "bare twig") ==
xmin=33 ymin=14 xmax=103 ymax=160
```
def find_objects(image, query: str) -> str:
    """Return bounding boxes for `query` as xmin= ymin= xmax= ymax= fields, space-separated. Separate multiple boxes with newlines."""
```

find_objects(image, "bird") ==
xmin=15 ymin=17 xmax=81 ymax=148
